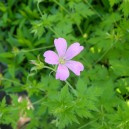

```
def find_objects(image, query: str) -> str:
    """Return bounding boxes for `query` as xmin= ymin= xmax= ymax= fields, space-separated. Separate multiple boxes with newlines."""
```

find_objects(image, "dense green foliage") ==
xmin=0 ymin=0 xmax=129 ymax=129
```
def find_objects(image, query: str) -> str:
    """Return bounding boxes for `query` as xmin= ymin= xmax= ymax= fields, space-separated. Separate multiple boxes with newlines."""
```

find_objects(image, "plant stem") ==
xmin=48 ymin=26 xmax=60 ymax=37
xmin=53 ymin=0 xmax=83 ymax=36
xmin=84 ymin=0 xmax=104 ymax=20
xmin=53 ymin=0 xmax=70 ymax=14
xmin=65 ymin=80 xmax=77 ymax=95
xmin=37 ymin=1 xmax=60 ymax=37
xmin=77 ymin=24 xmax=83 ymax=36
xmin=78 ymin=118 xmax=99 ymax=129
xmin=37 ymin=1 xmax=43 ymax=17
xmin=32 ymin=97 xmax=46 ymax=105
xmin=20 ymin=45 xmax=54 ymax=53
xmin=44 ymin=65 xmax=77 ymax=95
xmin=44 ymin=66 xmax=55 ymax=72
xmin=1 ymin=77 xmax=24 ymax=86
xmin=94 ymin=41 xmax=117 ymax=65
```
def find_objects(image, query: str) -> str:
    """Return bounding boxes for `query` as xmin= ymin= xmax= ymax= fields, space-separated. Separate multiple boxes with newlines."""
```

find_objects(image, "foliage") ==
xmin=0 ymin=0 xmax=129 ymax=129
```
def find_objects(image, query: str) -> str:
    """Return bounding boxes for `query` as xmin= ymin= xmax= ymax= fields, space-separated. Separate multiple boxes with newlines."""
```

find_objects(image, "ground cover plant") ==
xmin=0 ymin=0 xmax=129 ymax=129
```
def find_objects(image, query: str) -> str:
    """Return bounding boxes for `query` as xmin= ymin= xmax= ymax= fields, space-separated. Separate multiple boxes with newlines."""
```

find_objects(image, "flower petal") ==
xmin=65 ymin=43 xmax=84 ymax=60
xmin=43 ymin=50 xmax=59 ymax=64
xmin=54 ymin=38 xmax=67 ymax=57
xmin=65 ymin=60 xmax=84 ymax=76
xmin=56 ymin=64 xmax=69 ymax=81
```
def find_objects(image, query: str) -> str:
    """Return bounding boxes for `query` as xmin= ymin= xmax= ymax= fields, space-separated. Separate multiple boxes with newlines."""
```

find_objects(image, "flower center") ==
xmin=59 ymin=57 xmax=66 ymax=64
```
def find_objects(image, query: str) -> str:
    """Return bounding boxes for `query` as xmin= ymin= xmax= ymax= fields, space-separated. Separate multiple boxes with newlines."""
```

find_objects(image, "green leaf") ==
xmin=109 ymin=0 xmax=120 ymax=7
xmin=0 ymin=52 xmax=14 ymax=58
xmin=120 ymin=0 xmax=129 ymax=17
xmin=48 ymin=85 xmax=79 ymax=128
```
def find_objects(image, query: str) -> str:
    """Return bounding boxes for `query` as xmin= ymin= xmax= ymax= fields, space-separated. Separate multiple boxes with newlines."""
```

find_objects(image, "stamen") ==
xmin=59 ymin=58 xmax=66 ymax=64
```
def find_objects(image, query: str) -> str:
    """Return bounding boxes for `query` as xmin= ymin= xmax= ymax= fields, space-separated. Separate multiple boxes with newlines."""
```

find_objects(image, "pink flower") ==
xmin=43 ymin=38 xmax=84 ymax=81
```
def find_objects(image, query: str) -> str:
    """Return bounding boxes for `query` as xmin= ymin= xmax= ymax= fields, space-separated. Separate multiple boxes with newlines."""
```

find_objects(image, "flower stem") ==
xmin=20 ymin=45 xmax=54 ymax=53
xmin=37 ymin=1 xmax=43 ymax=17
xmin=48 ymin=26 xmax=60 ymax=37
xmin=65 ymin=80 xmax=77 ymax=95
xmin=44 ymin=66 xmax=55 ymax=72
xmin=43 ymin=65 xmax=78 ymax=96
